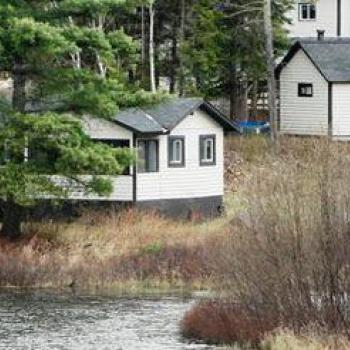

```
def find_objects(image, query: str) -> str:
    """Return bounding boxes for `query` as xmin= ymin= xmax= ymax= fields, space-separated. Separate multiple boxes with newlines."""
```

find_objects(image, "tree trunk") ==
xmin=149 ymin=2 xmax=156 ymax=93
xmin=0 ymin=200 xmax=23 ymax=239
xmin=12 ymin=60 xmax=26 ymax=112
xmin=5 ymin=59 xmax=27 ymax=238
xmin=178 ymin=0 xmax=186 ymax=96
xmin=169 ymin=36 xmax=177 ymax=94
xmin=263 ymin=0 xmax=278 ymax=143
xmin=251 ymin=79 xmax=259 ymax=120
xmin=141 ymin=5 xmax=146 ymax=84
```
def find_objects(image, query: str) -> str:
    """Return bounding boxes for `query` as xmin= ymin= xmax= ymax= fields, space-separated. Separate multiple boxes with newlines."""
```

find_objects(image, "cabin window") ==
xmin=200 ymin=135 xmax=216 ymax=166
xmin=168 ymin=136 xmax=185 ymax=167
xmin=299 ymin=3 xmax=316 ymax=20
xmin=137 ymin=139 xmax=159 ymax=173
xmin=298 ymin=83 xmax=313 ymax=97
xmin=96 ymin=139 xmax=130 ymax=175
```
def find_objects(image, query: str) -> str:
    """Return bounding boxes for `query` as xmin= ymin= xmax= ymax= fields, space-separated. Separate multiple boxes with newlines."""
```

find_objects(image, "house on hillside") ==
xmin=68 ymin=98 xmax=236 ymax=217
xmin=286 ymin=0 xmax=350 ymax=38
xmin=276 ymin=38 xmax=350 ymax=139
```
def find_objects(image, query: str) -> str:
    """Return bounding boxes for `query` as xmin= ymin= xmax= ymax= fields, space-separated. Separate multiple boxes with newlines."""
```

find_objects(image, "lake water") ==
xmin=0 ymin=290 xmax=217 ymax=350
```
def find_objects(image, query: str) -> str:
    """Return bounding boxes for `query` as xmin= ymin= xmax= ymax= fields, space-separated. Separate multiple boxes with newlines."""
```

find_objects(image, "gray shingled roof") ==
xmin=143 ymin=97 xmax=203 ymax=129
xmin=115 ymin=108 xmax=165 ymax=134
xmin=277 ymin=39 xmax=350 ymax=82
xmin=113 ymin=97 xmax=236 ymax=134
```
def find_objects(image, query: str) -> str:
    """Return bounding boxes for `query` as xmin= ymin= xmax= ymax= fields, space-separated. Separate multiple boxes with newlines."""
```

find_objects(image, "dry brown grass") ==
xmin=30 ymin=208 xmax=230 ymax=259
xmin=181 ymin=135 xmax=350 ymax=346
xmin=261 ymin=329 xmax=350 ymax=350
xmin=0 ymin=207 xmax=232 ymax=290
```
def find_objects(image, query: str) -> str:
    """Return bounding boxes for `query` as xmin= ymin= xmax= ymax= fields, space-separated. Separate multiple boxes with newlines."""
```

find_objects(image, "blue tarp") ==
xmin=237 ymin=121 xmax=270 ymax=134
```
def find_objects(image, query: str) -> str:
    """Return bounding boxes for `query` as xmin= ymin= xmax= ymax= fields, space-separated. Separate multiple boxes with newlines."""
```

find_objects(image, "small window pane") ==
xmin=138 ymin=140 xmax=146 ymax=173
xmin=310 ymin=5 xmax=316 ymax=19
xmin=174 ymin=140 xmax=182 ymax=162
xmin=138 ymin=139 xmax=159 ymax=173
xmin=298 ymin=83 xmax=313 ymax=97
xmin=301 ymin=5 xmax=308 ymax=19
xmin=168 ymin=136 xmax=185 ymax=167
xmin=200 ymin=135 xmax=216 ymax=166
xmin=148 ymin=140 xmax=158 ymax=172
xmin=204 ymin=139 xmax=214 ymax=162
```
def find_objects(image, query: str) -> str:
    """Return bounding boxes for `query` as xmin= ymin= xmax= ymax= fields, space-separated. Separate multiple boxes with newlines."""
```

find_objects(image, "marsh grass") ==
xmin=182 ymin=135 xmax=350 ymax=346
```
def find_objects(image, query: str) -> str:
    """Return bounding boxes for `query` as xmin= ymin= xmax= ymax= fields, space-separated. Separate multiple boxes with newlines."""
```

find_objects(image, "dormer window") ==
xmin=299 ymin=3 xmax=316 ymax=21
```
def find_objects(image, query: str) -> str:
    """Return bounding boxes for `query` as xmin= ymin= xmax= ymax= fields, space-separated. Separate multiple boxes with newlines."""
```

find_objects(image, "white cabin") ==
xmin=277 ymin=38 xmax=350 ymax=139
xmin=286 ymin=0 xmax=350 ymax=38
xmin=69 ymin=98 xmax=236 ymax=217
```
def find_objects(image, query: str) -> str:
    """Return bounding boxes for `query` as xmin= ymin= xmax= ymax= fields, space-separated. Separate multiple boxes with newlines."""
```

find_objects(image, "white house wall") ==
xmin=65 ymin=117 xmax=134 ymax=201
xmin=83 ymin=116 xmax=132 ymax=140
xmin=341 ymin=0 xmax=350 ymax=36
xmin=136 ymin=110 xmax=224 ymax=201
xmin=286 ymin=0 xmax=338 ymax=37
xmin=279 ymin=50 xmax=329 ymax=135
xmin=332 ymin=84 xmax=350 ymax=139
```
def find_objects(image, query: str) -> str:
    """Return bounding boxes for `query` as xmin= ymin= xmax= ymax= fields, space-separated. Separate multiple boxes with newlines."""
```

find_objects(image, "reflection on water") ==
xmin=0 ymin=290 xmax=216 ymax=350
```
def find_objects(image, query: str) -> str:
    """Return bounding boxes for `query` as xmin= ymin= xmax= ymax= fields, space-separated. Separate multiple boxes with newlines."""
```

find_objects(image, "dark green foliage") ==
xmin=0 ymin=0 xmax=162 ymax=236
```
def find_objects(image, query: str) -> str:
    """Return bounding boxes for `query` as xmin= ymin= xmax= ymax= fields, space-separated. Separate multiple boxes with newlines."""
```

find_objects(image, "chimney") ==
xmin=317 ymin=30 xmax=325 ymax=41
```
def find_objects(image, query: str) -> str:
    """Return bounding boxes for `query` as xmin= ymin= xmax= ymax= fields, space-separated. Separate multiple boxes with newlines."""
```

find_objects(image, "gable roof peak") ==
xmin=277 ymin=38 xmax=350 ymax=83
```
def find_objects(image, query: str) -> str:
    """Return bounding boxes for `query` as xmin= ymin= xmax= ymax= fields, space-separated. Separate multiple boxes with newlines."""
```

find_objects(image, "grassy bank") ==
xmin=0 ymin=135 xmax=248 ymax=291
xmin=0 ymin=198 xmax=238 ymax=292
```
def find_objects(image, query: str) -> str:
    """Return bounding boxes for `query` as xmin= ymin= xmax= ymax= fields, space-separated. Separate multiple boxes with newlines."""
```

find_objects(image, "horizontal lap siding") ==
xmin=341 ymin=1 xmax=350 ymax=36
xmin=332 ymin=84 xmax=350 ymax=138
xmin=75 ymin=118 xmax=133 ymax=201
xmin=83 ymin=117 xmax=132 ymax=140
xmin=286 ymin=0 xmax=337 ymax=37
xmin=280 ymin=50 xmax=329 ymax=136
xmin=137 ymin=110 xmax=224 ymax=201
xmin=53 ymin=176 xmax=133 ymax=201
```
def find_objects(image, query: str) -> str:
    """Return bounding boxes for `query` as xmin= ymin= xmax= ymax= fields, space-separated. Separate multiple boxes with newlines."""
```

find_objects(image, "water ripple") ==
xmin=0 ymin=291 xmax=217 ymax=350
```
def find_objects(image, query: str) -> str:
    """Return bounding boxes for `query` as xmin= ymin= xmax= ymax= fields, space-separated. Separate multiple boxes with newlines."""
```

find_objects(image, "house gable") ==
xmin=279 ymin=49 xmax=329 ymax=135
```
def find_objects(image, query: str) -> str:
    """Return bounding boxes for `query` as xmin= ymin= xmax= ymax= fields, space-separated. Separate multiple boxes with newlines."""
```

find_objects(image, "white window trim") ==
xmin=202 ymin=138 xmax=214 ymax=163
xmin=168 ymin=136 xmax=185 ymax=168
xmin=171 ymin=139 xmax=183 ymax=164
xmin=200 ymin=135 xmax=216 ymax=166
xmin=299 ymin=3 xmax=317 ymax=21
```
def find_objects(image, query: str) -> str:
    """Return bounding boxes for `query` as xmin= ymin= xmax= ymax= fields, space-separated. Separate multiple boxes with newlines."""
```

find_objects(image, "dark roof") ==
xmin=113 ymin=98 xmax=237 ymax=134
xmin=115 ymin=108 xmax=165 ymax=134
xmin=276 ymin=38 xmax=350 ymax=82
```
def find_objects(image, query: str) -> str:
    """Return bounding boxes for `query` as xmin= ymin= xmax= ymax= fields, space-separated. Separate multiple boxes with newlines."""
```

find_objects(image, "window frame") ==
xmin=199 ymin=134 xmax=216 ymax=166
xmin=298 ymin=3 xmax=316 ymax=21
xmin=137 ymin=139 xmax=159 ymax=173
xmin=168 ymin=136 xmax=185 ymax=168
xmin=298 ymin=83 xmax=314 ymax=97
xmin=96 ymin=138 xmax=131 ymax=175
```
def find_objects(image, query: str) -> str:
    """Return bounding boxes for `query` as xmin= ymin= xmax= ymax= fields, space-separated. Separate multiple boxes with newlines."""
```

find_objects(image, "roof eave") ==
xmin=201 ymin=102 xmax=240 ymax=132
xmin=113 ymin=119 xmax=168 ymax=136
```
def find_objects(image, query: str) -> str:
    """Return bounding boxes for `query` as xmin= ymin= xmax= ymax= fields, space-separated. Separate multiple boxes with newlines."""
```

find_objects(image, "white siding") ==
xmin=280 ymin=50 xmax=329 ymax=135
xmin=83 ymin=117 xmax=132 ymax=140
xmin=332 ymin=84 xmax=350 ymax=139
xmin=137 ymin=110 xmax=224 ymax=201
xmin=341 ymin=0 xmax=350 ymax=37
xmin=73 ymin=117 xmax=133 ymax=201
xmin=286 ymin=0 xmax=338 ymax=37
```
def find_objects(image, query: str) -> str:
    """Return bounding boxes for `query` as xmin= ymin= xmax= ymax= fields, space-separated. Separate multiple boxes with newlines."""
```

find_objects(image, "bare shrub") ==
xmin=217 ymin=136 xmax=350 ymax=334
xmin=181 ymin=300 xmax=278 ymax=346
